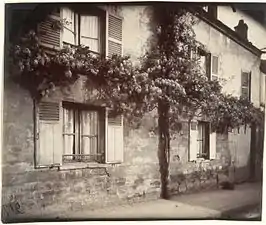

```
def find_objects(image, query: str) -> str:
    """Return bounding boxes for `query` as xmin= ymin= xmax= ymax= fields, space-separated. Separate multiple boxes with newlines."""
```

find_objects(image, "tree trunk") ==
xmin=158 ymin=100 xmax=170 ymax=199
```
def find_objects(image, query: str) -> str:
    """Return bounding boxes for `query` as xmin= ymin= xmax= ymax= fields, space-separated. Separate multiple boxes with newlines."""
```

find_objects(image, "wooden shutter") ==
xmin=211 ymin=55 xmax=219 ymax=81
xmin=206 ymin=53 xmax=211 ymax=80
xmin=35 ymin=101 xmax=63 ymax=167
xmin=241 ymin=71 xmax=251 ymax=100
xmin=62 ymin=7 xmax=76 ymax=45
xmin=189 ymin=121 xmax=198 ymax=161
xmin=209 ymin=131 xmax=216 ymax=160
xmin=38 ymin=9 xmax=61 ymax=50
xmin=107 ymin=13 xmax=122 ymax=57
xmin=106 ymin=112 xmax=124 ymax=163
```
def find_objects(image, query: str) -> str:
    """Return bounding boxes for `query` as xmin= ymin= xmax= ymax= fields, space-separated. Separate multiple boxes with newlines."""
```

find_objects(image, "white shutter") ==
xmin=107 ymin=13 xmax=122 ymax=57
xmin=80 ymin=15 xmax=100 ymax=53
xmin=189 ymin=121 xmax=198 ymax=161
xmin=62 ymin=7 xmax=76 ymax=45
xmin=38 ymin=9 xmax=61 ymax=50
xmin=35 ymin=101 xmax=63 ymax=167
xmin=106 ymin=112 xmax=124 ymax=163
xmin=211 ymin=55 xmax=219 ymax=81
xmin=209 ymin=131 xmax=217 ymax=159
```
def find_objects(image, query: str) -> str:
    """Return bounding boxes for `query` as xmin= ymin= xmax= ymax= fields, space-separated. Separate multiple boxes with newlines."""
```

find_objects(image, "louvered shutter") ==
xmin=35 ymin=101 xmax=63 ymax=167
xmin=189 ymin=121 xmax=198 ymax=161
xmin=106 ymin=112 xmax=124 ymax=163
xmin=241 ymin=71 xmax=251 ymax=100
xmin=209 ymin=131 xmax=216 ymax=160
xmin=107 ymin=13 xmax=122 ymax=57
xmin=38 ymin=9 xmax=61 ymax=50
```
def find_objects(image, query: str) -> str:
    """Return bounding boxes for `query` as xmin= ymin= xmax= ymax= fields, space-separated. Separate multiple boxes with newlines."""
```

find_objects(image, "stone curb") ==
xmin=220 ymin=202 xmax=261 ymax=219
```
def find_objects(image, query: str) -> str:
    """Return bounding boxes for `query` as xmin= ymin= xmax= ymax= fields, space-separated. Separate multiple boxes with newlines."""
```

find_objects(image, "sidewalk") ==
xmin=63 ymin=182 xmax=262 ymax=220
xmin=8 ymin=182 xmax=263 ymax=222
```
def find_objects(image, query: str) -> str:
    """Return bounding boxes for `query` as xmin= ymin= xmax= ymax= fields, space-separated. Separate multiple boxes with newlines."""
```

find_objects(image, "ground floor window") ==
xmin=197 ymin=121 xmax=210 ymax=159
xmin=62 ymin=102 xmax=104 ymax=163
xmin=35 ymin=101 xmax=124 ymax=168
xmin=189 ymin=120 xmax=216 ymax=161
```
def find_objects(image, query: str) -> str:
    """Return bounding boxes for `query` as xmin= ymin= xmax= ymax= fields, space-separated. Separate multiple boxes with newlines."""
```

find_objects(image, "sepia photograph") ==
xmin=1 ymin=1 xmax=266 ymax=223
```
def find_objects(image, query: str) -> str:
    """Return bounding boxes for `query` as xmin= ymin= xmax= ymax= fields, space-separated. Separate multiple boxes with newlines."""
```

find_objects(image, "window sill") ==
xmin=190 ymin=158 xmax=215 ymax=163
xmin=59 ymin=162 xmax=110 ymax=171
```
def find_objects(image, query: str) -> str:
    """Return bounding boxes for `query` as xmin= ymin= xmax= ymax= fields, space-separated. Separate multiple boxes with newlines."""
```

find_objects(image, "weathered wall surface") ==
xmin=121 ymin=5 xmax=153 ymax=64
xmin=194 ymin=19 xmax=261 ymax=107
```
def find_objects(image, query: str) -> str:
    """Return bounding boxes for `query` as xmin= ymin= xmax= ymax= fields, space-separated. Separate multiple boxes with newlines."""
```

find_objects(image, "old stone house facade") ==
xmin=2 ymin=3 xmax=265 ymax=220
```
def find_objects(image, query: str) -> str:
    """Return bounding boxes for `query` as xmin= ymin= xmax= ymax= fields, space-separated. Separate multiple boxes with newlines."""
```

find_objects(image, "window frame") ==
xmin=61 ymin=6 xmax=106 ymax=55
xmin=62 ymin=101 xmax=105 ymax=164
xmin=197 ymin=121 xmax=210 ymax=160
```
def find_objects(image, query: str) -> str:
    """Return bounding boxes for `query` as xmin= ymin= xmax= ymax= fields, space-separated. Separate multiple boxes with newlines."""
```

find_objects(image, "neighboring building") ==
xmin=2 ymin=3 xmax=265 ymax=221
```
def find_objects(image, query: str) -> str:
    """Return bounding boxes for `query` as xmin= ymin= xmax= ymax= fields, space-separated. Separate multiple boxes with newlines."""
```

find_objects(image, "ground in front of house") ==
xmin=5 ymin=182 xmax=262 ymax=223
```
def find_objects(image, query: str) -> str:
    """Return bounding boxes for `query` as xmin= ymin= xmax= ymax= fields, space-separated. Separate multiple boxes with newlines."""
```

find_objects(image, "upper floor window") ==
xmin=38 ymin=5 xmax=123 ymax=57
xmin=62 ymin=7 xmax=105 ymax=54
xmin=62 ymin=103 xmax=104 ymax=163
xmin=241 ymin=71 xmax=251 ymax=100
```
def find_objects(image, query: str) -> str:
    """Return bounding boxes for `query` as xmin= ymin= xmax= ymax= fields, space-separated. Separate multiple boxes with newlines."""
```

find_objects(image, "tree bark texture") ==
xmin=158 ymin=100 xmax=170 ymax=199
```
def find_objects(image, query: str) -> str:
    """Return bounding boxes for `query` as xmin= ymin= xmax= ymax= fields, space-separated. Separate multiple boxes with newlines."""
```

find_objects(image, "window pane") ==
xmin=81 ymin=111 xmax=99 ymax=158
xmin=63 ymin=107 xmax=75 ymax=156
xmin=80 ymin=15 xmax=100 ymax=52
xmin=62 ymin=7 xmax=76 ymax=45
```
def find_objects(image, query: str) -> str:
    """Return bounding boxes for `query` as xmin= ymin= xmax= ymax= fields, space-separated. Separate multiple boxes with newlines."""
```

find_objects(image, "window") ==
xmin=211 ymin=55 xmax=219 ymax=81
xmin=197 ymin=121 xmax=210 ymax=159
xmin=62 ymin=7 xmax=105 ymax=54
xmin=241 ymin=71 xmax=251 ymax=100
xmin=60 ymin=6 xmax=123 ymax=57
xmin=198 ymin=49 xmax=212 ymax=80
xmin=62 ymin=103 xmax=104 ymax=163
xmin=189 ymin=121 xmax=216 ymax=161
xmin=35 ymin=101 xmax=124 ymax=168
xmin=38 ymin=6 xmax=123 ymax=57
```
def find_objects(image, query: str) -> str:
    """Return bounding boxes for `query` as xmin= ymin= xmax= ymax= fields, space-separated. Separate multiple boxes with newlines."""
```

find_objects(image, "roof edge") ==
xmin=192 ymin=7 xmax=262 ymax=57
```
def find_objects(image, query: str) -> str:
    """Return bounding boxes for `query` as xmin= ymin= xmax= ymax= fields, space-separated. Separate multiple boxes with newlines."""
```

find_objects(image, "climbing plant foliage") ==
xmin=9 ymin=4 xmax=264 ymax=132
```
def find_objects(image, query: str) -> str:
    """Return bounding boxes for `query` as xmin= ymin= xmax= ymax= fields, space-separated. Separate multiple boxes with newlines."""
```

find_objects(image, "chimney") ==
xmin=234 ymin=19 xmax=248 ymax=40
